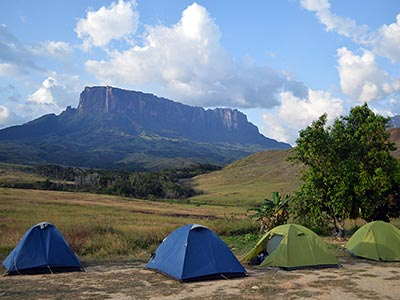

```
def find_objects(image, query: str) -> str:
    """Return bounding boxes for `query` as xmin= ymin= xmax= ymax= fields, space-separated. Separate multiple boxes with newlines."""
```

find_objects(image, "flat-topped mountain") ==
xmin=76 ymin=86 xmax=283 ymax=146
xmin=0 ymin=86 xmax=290 ymax=171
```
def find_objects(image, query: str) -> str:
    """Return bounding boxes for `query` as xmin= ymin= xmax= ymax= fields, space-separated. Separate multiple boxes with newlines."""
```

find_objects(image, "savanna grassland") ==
xmin=0 ymin=150 xmax=303 ymax=263
xmin=0 ymin=187 xmax=257 ymax=262
xmin=2 ymin=187 xmax=400 ymax=300
xmin=1 ymin=154 xmax=400 ymax=299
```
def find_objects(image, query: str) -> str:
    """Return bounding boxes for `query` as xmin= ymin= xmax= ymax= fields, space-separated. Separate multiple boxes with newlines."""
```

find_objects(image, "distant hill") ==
xmin=189 ymin=126 xmax=400 ymax=207
xmin=0 ymin=86 xmax=290 ymax=171
xmin=389 ymin=128 xmax=400 ymax=158
xmin=389 ymin=115 xmax=400 ymax=128
xmin=189 ymin=149 xmax=303 ymax=207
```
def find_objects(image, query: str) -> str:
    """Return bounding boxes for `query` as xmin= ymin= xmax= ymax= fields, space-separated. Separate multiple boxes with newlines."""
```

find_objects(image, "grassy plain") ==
xmin=0 ymin=187 xmax=257 ymax=262
xmin=2 ymin=150 xmax=400 ymax=299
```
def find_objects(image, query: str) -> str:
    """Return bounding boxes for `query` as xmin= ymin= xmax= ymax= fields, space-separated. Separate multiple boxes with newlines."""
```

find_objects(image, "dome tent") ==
xmin=2 ymin=222 xmax=84 ymax=275
xmin=242 ymin=224 xmax=339 ymax=269
xmin=345 ymin=221 xmax=400 ymax=261
xmin=146 ymin=224 xmax=247 ymax=281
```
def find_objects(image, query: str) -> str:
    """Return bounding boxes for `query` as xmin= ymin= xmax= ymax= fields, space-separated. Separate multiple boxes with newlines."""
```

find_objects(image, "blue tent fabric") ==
xmin=146 ymin=224 xmax=246 ymax=281
xmin=2 ymin=222 xmax=83 ymax=275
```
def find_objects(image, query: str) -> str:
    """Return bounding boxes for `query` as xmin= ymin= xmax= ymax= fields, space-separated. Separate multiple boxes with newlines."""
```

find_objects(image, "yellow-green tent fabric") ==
xmin=242 ymin=224 xmax=339 ymax=269
xmin=345 ymin=221 xmax=400 ymax=261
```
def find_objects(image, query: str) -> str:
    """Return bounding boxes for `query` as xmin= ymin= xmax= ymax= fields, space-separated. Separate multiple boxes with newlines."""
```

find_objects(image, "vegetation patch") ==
xmin=0 ymin=163 xmax=221 ymax=200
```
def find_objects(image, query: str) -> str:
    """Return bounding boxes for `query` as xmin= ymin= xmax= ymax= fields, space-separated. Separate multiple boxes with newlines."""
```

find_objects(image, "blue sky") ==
xmin=1 ymin=0 xmax=400 ymax=145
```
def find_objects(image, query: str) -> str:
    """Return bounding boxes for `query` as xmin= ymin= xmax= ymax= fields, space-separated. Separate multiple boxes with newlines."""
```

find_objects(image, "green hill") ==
xmin=189 ymin=149 xmax=303 ymax=207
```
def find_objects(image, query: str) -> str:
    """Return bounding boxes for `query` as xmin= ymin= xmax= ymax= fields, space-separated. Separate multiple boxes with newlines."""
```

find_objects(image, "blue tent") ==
xmin=146 ymin=224 xmax=247 ymax=281
xmin=2 ymin=222 xmax=84 ymax=275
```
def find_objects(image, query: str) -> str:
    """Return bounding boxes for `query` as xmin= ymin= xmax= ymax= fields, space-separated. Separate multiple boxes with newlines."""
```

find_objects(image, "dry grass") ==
xmin=0 ymin=188 xmax=255 ymax=260
xmin=189 ymin=149 xmax=303 ymax=207
xmin=2 ymin=187 xmax=400 ymax=299
xmin=0 ymin=163 xmax=45 ymax=184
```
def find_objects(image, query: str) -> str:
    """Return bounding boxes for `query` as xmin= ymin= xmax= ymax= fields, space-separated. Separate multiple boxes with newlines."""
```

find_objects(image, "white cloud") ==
xmin=31 ymin=41 xmax=72 ymax=58
xmin=0 ymin=106 xmax=10 ymax=123
xmin=300 ymin=1 xmax=400 ymax=63
xmin=0 ymin=24 xmax=81 ymax=128
xmin=85 ymin=3 xmax=307 ymax=108
xmin=300 ymin=1 xmax=400 ymax=112
xmin=371 ymin=14 xmax=400 ymax=63
xmin=299 ymin=0 xmax=368 ymax=42
xmin=0 ymin=63 xmax=25 ymax=77
xmin=300 ymin=0 xmax=330 ymax=11
xmin=28 ymin=77 xmax=58 ymax=105
xmin=0 ymin=105 xmax=27 ymax=128
xmin=75 ymin=0 xmax=139 ymax=50
xmin=24 ymin=74 xmax=81 ymax=118
xmin=262 ymin=89 xmax=344 ymax=145
xmin=337 ymin=47 xmax=400 ymax=102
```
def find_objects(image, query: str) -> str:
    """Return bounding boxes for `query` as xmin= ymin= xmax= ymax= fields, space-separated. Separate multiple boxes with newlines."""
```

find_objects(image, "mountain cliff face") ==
xmin=0 ymin=86 xmax=290 ymax=171
xmin=76 ymin=86 xmax=279 ymax=146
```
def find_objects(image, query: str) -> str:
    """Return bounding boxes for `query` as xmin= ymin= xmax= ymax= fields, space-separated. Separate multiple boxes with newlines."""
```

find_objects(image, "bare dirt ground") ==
xmin=1 ymin=257 xmax=400 ymax=300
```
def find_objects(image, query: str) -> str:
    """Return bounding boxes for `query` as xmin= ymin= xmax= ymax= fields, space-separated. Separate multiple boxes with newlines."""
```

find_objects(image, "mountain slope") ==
xmin=189 ymin=149 xmax=303 ymax=207
xmin=191 ymin=127 xmax=400 ymax=207
xmin=0 ymin=86 xmax=290 ymax=171
xmin=389 ymin=127 xmax=400 ymax=158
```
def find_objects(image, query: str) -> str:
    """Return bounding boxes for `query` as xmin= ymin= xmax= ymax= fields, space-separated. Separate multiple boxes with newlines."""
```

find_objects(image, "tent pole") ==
xmin=47 ymin=265 xmax=53 ymax=274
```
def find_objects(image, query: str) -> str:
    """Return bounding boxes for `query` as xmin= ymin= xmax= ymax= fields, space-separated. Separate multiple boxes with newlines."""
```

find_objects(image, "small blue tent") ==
xmin=2 ymin=222 xmax=84 ymax=275
xmin=146 ymin=224 xmax=247 ymax=281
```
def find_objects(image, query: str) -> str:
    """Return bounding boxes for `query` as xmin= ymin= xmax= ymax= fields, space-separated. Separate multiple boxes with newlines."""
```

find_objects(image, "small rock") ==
xmin=251 ymin=286 xmax=259 ymax=290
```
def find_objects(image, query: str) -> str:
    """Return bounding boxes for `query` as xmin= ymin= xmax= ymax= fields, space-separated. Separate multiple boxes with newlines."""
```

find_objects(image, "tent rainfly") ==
xmin=146 ymin=224 xmax=247 ymax=281
xmin=2 ymin=222 xmax=84 ymax=275
xmin=345 ymin=221 xmax=400 ymax=261
xmin=242 ymin=223 xmax=339 ymax=269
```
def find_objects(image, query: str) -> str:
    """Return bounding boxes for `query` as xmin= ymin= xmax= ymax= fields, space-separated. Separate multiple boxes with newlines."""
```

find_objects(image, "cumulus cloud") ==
xmin=0 ymin=105 xmax=27 ymax=128
xmin=262 ymin=89 xmax=344 ymax=144
xmin=300 ymin=0 xmax=400 ymax=63
xmin=0 ymin=24 xmax=81 ymax=128
xmin=23 ymin=74 xmax=81 ymax=117
xmin=85 ymin=3 xmax=307 ymax=108
xmin=300 ymin=0 xmax=400 ymax=120
xmin=75 ymin=0 xmax=139 ymax=50
xmin=337 ymin=47 xmax=400 ymax=102
xmin=28 ymin=77 xmax=58 ymax=105
xmin=371 ymin=14 xmax=400 ymax=63
xmin=299 ymin=0 xmax=368 ymax=42
xmin=31 ymin=41 xmax=72 ymax=58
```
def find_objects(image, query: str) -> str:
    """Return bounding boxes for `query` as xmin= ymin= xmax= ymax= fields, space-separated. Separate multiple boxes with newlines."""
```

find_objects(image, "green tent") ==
xmin=345 ymin=221 xmax=400 ymax=261
xmin=242 ymin=224 xmax=339 ymax=269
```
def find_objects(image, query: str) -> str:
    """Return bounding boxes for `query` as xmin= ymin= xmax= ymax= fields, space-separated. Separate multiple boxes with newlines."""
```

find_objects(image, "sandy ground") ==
xmin=1 ymin=257 xmax=400 ymax=300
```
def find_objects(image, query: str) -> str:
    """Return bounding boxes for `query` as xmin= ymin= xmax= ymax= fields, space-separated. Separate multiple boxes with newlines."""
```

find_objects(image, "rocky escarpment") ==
xmin=0 ymin=86 xmax=289 ymax=171
xmin=77 ymin=86 xmax=287 ymax=146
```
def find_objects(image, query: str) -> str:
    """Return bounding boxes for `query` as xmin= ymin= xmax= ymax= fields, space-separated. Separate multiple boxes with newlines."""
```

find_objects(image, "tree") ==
xmin=248 ymin=192 xmax=290 ymax=233
xmin=290 ymin=104 xmax=400 ymax=237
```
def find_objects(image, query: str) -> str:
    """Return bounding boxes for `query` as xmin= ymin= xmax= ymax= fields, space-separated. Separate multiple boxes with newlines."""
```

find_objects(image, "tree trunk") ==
xmin=333 ymin=217 xmax=345 ymax=238
xmin=260 ymin=220 xmax=266 ymax=233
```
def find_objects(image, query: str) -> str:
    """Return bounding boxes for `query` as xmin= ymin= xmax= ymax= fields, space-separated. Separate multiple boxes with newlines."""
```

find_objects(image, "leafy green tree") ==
xmin=290 ymin=104 xmax=400 ymax=237
xmin=248 ymin=192 xmax=290 ymax=233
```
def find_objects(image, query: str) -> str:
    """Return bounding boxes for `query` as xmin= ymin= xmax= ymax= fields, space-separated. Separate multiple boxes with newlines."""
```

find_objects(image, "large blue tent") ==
xmin=2 ymin=222 xmax=84 ymax=275
xmin=146 ymin=224 xmax=246 ymax=281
